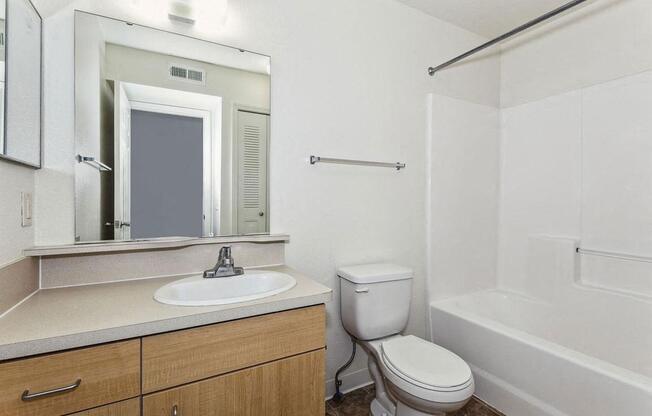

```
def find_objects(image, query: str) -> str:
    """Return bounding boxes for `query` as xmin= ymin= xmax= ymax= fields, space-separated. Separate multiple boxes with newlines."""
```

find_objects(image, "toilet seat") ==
xmin=381 ymin=335 xmax=472 ymax=391
xmin=376 ymin=335 xmax=474 ymax=404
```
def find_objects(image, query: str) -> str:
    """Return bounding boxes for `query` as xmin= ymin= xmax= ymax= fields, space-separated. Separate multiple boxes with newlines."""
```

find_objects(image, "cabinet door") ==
xmin=142 ymin=349 xmax=325 ymax=416
xmin=69 ymin=398 xmax=140 ymax=415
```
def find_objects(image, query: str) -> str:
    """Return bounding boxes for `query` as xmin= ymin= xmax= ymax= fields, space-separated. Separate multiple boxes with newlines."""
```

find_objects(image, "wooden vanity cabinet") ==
xmin=0 ymin=305 xmax=326 ymax=416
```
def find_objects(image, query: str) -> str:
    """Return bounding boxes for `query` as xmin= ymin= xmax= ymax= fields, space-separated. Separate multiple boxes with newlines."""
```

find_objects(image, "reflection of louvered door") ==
xmin=236 ymin=110 xmax=269 ymax=234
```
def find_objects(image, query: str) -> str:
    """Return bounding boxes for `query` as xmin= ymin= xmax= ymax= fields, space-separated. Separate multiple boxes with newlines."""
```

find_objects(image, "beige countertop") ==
xmin=0 ymin=266 xmax=331 ymax=361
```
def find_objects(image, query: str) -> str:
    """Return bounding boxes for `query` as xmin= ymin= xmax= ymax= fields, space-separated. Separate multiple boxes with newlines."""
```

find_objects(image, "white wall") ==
xmin=498 ymin=0 xmax=652 ymax=298
xmin=32 ymin=0 xmax=498 ymax=395
xmin=74 ymin=13 xmax=106 ymax=241
xmin=0 ymin=162 xmax=33 ymax=266
xmin=428 ymin=94 xmax=500 ymax=301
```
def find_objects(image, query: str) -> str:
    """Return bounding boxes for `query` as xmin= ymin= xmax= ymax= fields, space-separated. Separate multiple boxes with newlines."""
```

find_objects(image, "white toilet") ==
xmin=338 ymin=263 xmax=474 ymax=416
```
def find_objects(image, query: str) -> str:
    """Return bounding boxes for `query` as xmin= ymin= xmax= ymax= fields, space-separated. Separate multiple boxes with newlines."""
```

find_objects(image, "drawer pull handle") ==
xmin=172 ymin=404 xmax=179 ymax=416
xmin=21 ymin=379 xmax=82 ymax=401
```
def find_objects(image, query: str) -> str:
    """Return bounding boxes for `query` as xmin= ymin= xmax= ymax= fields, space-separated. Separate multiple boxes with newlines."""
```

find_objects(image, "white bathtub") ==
xmin=430 ymin=289 xmax=652 ymax=416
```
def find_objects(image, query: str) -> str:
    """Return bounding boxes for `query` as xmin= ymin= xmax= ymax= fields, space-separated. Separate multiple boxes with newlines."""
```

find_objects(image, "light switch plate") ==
xmin=21 ymin=192 xmax=33 ymax=227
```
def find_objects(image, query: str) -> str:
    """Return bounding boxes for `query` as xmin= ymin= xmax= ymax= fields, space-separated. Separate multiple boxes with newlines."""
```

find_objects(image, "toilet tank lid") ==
xmin=337 ymin=263 xmax=413 ymax=284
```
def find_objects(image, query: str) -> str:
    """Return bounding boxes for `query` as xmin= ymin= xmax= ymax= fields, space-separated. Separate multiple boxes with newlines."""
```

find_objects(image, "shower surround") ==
xmin=427 ymin=1 xmax=652 ymax=413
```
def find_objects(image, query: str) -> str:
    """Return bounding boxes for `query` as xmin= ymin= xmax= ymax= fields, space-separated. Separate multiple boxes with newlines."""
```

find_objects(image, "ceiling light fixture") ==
xmin=167 ymin=0 xmax=229 ymax=27
xmin=168 ymin=0 xmax=195 ymax=24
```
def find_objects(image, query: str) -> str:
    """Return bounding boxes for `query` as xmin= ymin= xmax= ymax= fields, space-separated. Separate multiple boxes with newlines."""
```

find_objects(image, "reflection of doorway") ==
xmin=111 ymin=82 xmax=222 ymax=239
xmin=234 ymin=109 xmax=269 ymax=234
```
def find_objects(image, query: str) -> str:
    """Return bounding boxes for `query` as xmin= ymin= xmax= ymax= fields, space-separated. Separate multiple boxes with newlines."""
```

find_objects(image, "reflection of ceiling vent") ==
xmin=169 ymin=63 xmax=205 ymax=85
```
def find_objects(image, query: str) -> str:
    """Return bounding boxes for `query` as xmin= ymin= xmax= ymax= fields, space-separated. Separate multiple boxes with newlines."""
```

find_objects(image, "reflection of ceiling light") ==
xmin=168 ymin=14 xmax=195 ymax=24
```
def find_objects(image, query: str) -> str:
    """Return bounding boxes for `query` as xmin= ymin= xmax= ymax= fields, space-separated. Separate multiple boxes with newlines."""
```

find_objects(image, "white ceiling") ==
xmin=395 ymin=0 xmax=581 ymax=38
xmin=34 ymin=0 xmax=589 ymax=41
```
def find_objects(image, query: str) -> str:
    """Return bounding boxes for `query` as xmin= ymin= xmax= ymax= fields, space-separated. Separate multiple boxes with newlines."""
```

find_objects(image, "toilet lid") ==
xmin=381 ymin=335 xmax=472 ymax=389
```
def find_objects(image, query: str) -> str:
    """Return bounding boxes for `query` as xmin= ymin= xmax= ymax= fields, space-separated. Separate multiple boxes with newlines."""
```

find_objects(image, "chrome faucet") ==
xmin=203 ymin=246 xmax=244 ymax=278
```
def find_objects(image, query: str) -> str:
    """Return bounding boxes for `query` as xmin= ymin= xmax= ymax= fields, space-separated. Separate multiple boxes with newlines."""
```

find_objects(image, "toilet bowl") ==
xmin=337 ymin=263 xmax=474 ymax=415
xmin=361 ymin=335 xmax=474 ymax=416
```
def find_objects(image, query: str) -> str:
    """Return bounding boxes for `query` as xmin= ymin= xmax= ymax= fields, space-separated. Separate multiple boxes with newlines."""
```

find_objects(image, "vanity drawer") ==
xmin=142 ymin=305 xmax=326 ymax=393
xmin=0 ymin=339 xmax=141 ymax=416
xmin=142 ymin=349 xmax=325 ymax=416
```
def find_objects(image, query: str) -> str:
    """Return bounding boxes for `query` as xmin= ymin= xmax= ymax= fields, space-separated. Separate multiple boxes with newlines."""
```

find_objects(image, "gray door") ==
xmin=130 ymin=110 xmax=204 ymax=238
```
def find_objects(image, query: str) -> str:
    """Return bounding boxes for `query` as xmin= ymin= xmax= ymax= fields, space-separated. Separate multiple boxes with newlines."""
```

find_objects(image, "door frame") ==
xmin=129 ymin=101 xmax=216 ymax=237
xmin=114 ymin=81 xmax=132 ymax=241
xmin=232 ymin=104 xmax=270 ymax=234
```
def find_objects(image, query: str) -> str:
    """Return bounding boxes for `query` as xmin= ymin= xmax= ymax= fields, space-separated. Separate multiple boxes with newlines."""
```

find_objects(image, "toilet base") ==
xmin=366 ymin=348 xmax=455 ymax=416
xmin=370 ymin=398 xmax=445 ymax=416
xmin=396 ymin=401 xmax=444 ymax=416
xmin=371 ymin=398 xmax=393 ymax=416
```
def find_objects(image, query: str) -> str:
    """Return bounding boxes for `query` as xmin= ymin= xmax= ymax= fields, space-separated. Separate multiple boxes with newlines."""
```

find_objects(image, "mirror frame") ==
xmin=0 ymin=0 xmax=43 ymax=169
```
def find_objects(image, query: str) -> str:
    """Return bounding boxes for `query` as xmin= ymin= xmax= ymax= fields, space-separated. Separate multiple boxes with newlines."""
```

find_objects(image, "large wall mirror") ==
xmin=74 ymin=12 xmax=271 ymax=242
xmin=0 ymin=0 xmax=42 ymax=168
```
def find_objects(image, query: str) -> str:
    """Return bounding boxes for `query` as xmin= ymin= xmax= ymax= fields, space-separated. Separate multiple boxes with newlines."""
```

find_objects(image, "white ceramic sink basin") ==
xmin=154 ymin=270 xmax=296 ymax=306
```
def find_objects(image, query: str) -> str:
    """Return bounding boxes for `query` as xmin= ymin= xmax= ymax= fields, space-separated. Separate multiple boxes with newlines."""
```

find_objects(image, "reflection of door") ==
xmin=130 ymin=110 xmax=204 ymax=239
xmin=236 ymin=110 xmax=269 ymax=234
xmin=114 ymin=81 xmax=131 ymax=240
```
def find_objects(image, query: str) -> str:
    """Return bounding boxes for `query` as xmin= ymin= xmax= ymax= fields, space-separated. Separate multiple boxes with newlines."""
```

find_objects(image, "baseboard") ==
xmin=325 ymin=367 xmax=373 ymax=400
xmin=471 ymin=363 xmax=568 ymax=416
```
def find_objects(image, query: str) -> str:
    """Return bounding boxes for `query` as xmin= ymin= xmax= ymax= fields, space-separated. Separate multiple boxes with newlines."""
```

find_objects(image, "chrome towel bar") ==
xmin=309 ymin=156 xmax=406 ymax=171
xmin=576 ymin=247 xmax=652 ymax=264
xmin=76 ymin=154 xmax=112 ymax=172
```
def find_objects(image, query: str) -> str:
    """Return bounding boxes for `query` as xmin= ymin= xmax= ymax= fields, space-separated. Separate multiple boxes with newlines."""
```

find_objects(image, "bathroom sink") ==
xmin=154 ymin=270 xmax=296 ymax=306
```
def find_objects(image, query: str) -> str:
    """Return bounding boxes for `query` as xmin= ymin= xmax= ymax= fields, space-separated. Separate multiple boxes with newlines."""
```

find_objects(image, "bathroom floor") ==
xmin=326 ymin=385 xmax=505 ymax=416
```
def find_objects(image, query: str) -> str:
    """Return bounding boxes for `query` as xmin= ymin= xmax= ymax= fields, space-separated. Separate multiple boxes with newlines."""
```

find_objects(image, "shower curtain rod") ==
xmin=428 ymin=0 xmax=589 ymax=76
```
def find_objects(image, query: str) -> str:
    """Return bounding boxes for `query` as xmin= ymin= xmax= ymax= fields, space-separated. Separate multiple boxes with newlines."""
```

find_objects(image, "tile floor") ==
xmin=326 ymin=385 xmax=505 ymax=416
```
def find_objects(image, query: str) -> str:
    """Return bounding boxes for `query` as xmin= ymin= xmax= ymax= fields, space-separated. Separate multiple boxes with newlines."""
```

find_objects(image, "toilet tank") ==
xmin=338 ymin=263 xmax=413 ymax=340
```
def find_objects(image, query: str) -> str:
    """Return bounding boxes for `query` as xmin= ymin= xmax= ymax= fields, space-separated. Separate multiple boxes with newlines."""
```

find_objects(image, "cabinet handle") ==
xmin=21 ymin=379 xmax=82 ymax=401
xmin=172 ymin=404 xmax=179 ymax=416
